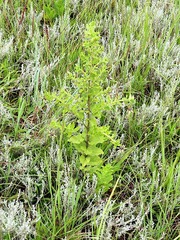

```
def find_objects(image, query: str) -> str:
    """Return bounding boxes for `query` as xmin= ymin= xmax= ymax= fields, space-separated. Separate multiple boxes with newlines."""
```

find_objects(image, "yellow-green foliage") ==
xmin=46 ymin=22 xmax=121 ymax=192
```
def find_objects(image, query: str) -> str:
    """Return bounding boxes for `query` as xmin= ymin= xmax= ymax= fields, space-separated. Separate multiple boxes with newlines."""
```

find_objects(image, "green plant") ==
xmin=46 ymin=22 xmax=121 ymax=192
xmin=43 ymin=0 xmax=65 ymax=23
xmin=1 ymin=1 xmax=180 ymax=239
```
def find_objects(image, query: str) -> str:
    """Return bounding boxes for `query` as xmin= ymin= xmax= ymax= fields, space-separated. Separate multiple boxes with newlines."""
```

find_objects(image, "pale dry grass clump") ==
xmin=0 ymin=196 xmax=39 ymax=240
xmin=0 ymin=31 xmax=14 ymax=59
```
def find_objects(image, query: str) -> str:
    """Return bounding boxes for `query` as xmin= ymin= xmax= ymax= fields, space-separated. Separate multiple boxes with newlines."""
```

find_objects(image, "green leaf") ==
xmin=66 ymin=123 xmax=79 ymax=133
xmin=89 ymin=134 xmax=105 ymax=145
xmin=76 ymin=144 xmax=104 ymax=156
xmin=80 ymin=155 xmax=90 ymax=169
xmin=88 ymin=156 xmax=103 ymax=166
xmin=50 ymin=120 xmax=62 ymax=129
xmin=85 ymin=146 xmax=104 ymax=156
xmin=81 ymin=156 xmax=103 ymax=174
xmin=96 ymin=164 xmax=114 ymax=192
xmin=68 ymin=134 xmax=84 ymax=144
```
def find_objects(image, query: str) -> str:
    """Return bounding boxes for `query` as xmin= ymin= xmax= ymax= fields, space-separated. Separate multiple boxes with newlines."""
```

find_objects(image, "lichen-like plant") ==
xmin=46 ymin=22 xmax=120 ymax=192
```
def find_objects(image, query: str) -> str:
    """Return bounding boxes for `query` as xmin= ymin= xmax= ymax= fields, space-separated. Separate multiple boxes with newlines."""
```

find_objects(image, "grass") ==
xmin=0 ymin=0 xmax=180 ymax=239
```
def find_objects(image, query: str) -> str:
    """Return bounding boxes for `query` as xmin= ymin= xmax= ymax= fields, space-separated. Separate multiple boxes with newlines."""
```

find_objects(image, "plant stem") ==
xmin=86 ymin=94 xmax=91 ymax=149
